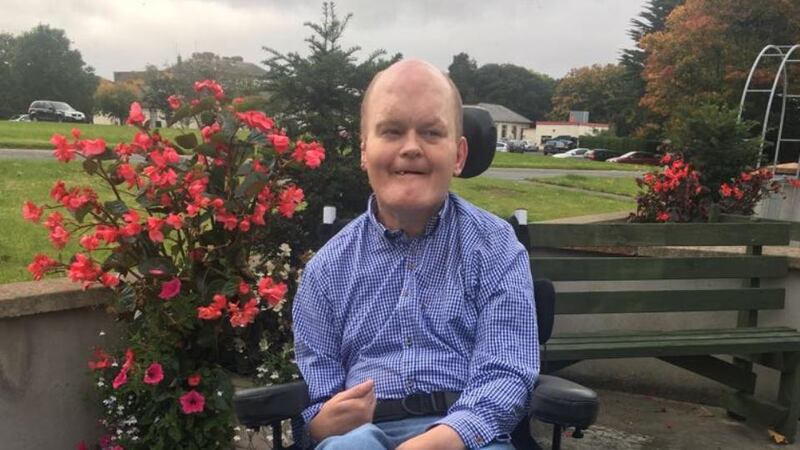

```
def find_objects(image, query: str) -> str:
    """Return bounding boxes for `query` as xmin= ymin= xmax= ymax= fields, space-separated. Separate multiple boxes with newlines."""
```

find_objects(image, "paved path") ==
xmin=0 ymin=148 xmax=52 ymax=160
xmin=483 ymin=167 xmax=642 ymax=180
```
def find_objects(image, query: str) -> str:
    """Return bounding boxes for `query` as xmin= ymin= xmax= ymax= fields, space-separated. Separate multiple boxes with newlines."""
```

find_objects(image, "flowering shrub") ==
xmin=23 ymin=80 xmax=324 ymax=449
xmin=631 ymin=153 xmax=784 ymax=223
xmin=631 ymin=154 xmax=709 ymax=222
xmin=717 ymin=169 xmax=781 ymax=216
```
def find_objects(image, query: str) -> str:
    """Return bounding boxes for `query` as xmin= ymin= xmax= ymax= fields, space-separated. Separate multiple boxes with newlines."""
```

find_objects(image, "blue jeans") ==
xmin=315 ymin=415 xmax=514 ymax=449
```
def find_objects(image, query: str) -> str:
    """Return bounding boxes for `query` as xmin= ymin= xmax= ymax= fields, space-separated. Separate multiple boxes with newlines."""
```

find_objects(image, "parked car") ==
xmin=585 ymin=149 xmax=617 ymax=161
xmin=552 ymin=148 xmax=590 ymax=159
xmin=28 ymin=100 xmax=86 ymax=123
xmin=542 ymin=139 xmax=570 ymax=155
xmin=495 ymin=141 xmax=509 ymax=152
xmin=521 ymin=140 xmax=536 ymax=152
xmin=554 ymin=135 xmax=578 ymax=148
xmin=607 ymin=151 xmax=661 ymax=165
xmin=506 ymin=140 xmax=524 ymax=153
xmin=8 ymin=114 xmax=30 ymax=122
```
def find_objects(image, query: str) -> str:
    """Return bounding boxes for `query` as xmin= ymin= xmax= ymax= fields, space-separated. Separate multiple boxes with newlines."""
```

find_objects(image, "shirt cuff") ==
xmin=298 ymin=402 xmax=324 ymax=449
xmin=433 ymin=409 xmax=496 ymax=449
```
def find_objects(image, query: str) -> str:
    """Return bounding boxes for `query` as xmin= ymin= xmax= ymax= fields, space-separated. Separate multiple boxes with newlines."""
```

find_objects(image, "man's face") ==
xmin=361 ymin=64 xmax=467 ymax=220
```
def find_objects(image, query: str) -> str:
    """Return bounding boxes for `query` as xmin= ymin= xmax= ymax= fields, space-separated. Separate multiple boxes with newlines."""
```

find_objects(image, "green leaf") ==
xmin=135 ymin=190 xmax=159 ymax=208
xmin=102 ymin=252 xmax=134 ymax=272
xmin=235 ymin=161 xmax=253 ymax=176
xmin=175 ymin=133 xmax=198 ymax=150
xmin=221 ymin=277 xmax=242 ymax=296
xmin=104 ymin=200 xmax=130 ymax=217
xmin=232 ymin=95 xmax=269 ymax=112
xmin=82 ymin=159 xmax=98 ymax=175
xmin=193 ymin=143 xmax=217 ymax=157
xmin=73 ymin=204 xmax=93 ymax=223
xmin=234 ymin=171 xmax=268 ymax=199
xmin=116 ymin=283 xmax=136 ymax=313
xmin=167 ymin=104 xmax=193 ymax=127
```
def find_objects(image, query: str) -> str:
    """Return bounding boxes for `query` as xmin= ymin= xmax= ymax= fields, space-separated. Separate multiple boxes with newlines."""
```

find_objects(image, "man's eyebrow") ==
xmin=419 ymin=118 xmax=447 ymax=128
xmin=374 ymin=120 xmax=403 ymax=129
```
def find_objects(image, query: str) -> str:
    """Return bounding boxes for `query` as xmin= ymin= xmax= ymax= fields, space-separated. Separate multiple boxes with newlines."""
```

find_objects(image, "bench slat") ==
xmin=527 ymin=223 xmax=790 ymax=247
xmin=545 ymin=328 xmax=800 ymax=360
xmin=551 ymin=327 xmax=800 ymax=345
xmin=554 ymin=288 xmax=784 ymax=314
xmin=535 ymin=256 xmax=788 ymax=281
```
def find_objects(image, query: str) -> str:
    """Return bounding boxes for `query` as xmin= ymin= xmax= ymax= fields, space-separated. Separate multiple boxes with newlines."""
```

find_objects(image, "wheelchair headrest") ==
xmin=459 ymin=106 xmax=497 ymax=178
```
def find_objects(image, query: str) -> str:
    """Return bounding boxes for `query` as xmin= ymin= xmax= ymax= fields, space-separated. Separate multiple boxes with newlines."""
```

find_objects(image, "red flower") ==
xmin=270 ymin=134 xmax=290 ymax=153
xmin=133 ymin=131 xmax=152 ymax=150
xmin=50 ymin=181 xmax=67 ymax=201
xmin=239 ymin=281 xmax=251 ymax=295
xmin=22 ymin=201 xmax=43 ymax=223
xmin=236 ymin=111 xmax=274 ymax=134
xmin=44 ymin=211 xmax=63 ymax=230
xmin=251 ymin=202 xmax=268 ymax=226
xmin=201 ymin=122 xmax=221 ymax=142
xmin=81 ymin=138 xmax=107 ymax=157
xmin=166 ymin=213 xmax=183 ymax=229
xmin=187 ymin=374 xmax=201 ymax=387
xmin=100 ymin=272 xmax=120 ymax=288
xmin=147 ymin=216 xmax=165 ymax=242
xmin=790 ymin=178 xmax=800 ymax=188
xmin=67 ymin=253 xmax=101 ymax=284
xmin=657 ymin=211 xmax=670 ymax=222
xmin=277 ymin=186 xmax=304 ymax=218
xmin=79 ymin=234 xmax=101 ymax=252
xmin=214 ymin=209 xmax=239 ymax=230
xmin=88 ymin=347 xmax=112 ymax=371
xmin=180 ymin=390 xmax=206 ymax=414
xmin=740 ymin=171 xmax=753 ymax=182
xmin=292 ymin=141 xmax=326 ymax=169
xmin=257 ymin=277 xmax=288 ymax=307
xmin=123 ymin=348 xmax=135 ymax=370
xmin=229 ymin=298 xmax=260 ymax=327
xmin=27 ymin=254 xmax=59 ymax=280
xmin=95 ymin=224 xmax=119 ymax=243
xmin=51 ymin=134 xmax=76 ymax=162
xmin=127 ymin=102 xmax=146 ymax=125
xmin=120 ymin=210 xmax=142 ymax=237
xmin=114 ymin=143 xmax=134 ymax=160
xmin=197 ymin=294 xmax=227 ymax=320
xmin=720 ymin=183 xmax=733 ymax=198
xmin=143 ymin=362 xmax=164 ymax=385
xmin=158 ymin=277 xmax=182 ymax=300
xmin=49 ymin=226 xmax=70 ymax=249
xmin=112 ymin=367 xmax=129 ymax=390
xmin=117 ymin=163 xmax=140 ymax=188
xmin=238 ymin=218 xmax=251 ymax=232
xmin=193 ymin=79 xmax=225 ymax=100
xmin=732 ymin=187 xmax=744 ymax=200
xmin=167 ymin=95 xmax=182 ymax=110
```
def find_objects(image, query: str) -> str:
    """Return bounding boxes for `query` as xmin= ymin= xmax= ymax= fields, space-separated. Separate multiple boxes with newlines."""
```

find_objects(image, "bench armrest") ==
xmin=530 ymin=374 xmax=598 ymax=430
xmin=234 ymin=381 xmax=310 ymax=428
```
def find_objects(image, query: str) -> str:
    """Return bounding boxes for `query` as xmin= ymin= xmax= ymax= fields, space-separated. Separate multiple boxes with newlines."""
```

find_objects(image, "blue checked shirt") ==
xmin=292 ymin=193 xmax=539 ymax=449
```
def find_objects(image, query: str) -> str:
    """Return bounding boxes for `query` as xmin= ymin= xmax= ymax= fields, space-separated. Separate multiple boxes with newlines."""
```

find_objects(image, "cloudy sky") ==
xmin=1 ymin=0 xmax=647 ymax=80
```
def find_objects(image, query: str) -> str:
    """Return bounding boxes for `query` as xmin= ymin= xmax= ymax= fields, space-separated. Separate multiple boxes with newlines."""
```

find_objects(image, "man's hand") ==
xmin=308 ymin=379 xmax=377 ymax=442
xmin=396 ymin=424 xmax=466 ymax=450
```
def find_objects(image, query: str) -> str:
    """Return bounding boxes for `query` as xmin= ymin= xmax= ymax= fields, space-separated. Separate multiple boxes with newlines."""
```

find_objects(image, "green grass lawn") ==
xmin=0 ymin=121 xmax=200 ymax=149
xmin=529 ymin=174 xmax=644 ymax=198
xmin=491 ymin=152 xmax=652 ymax=172
xmin=0 ymin=159 xmax=635 ymax=284
xmin=451 ymin=176 xmax=635 ymax=221
xmin=0 ymin=159 xmax=111 ymax=284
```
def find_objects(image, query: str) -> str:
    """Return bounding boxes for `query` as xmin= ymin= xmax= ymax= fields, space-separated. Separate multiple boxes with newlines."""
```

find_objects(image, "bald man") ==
xmin=292 ymin=59 xmax=539 ymax=450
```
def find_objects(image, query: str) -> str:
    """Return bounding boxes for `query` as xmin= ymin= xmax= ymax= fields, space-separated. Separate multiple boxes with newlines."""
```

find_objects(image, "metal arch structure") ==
xmin=737 ymin=44 xmax=800 ymax=175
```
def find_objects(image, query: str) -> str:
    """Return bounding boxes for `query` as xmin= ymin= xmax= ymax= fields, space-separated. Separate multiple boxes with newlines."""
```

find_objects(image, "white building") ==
xmin=524 ymin=121 xmax=610 ymax=145
xmin=467 ymin=103 xmax=532 ymax=141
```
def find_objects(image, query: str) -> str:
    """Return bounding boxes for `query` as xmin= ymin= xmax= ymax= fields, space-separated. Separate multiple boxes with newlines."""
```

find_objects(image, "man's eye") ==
xmin=381 ymin=129 xmax=400 ymax=136
xmin=423 ymin=129 xmax=444 ymax=138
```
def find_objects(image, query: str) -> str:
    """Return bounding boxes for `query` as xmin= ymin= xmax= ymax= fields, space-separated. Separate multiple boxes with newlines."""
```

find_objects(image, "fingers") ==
xmin=336 ymin=379 xmax=375 ymax=400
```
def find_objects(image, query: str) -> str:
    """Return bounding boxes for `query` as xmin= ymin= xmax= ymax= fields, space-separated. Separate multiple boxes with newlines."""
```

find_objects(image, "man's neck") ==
xmin=374 ymin=197 xmax=445 ymax=239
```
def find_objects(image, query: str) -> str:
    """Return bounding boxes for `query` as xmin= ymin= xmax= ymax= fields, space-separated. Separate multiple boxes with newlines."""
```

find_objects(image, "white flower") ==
xmin=99 ymin=330 xmax=106 ymax=336
xmin=97 ymin=381 xmax=105 ymax=387
xmin=217 ymin=390 xmax=223 ymax=397
xmin=279 ymin=243 xmax=292 ymax=257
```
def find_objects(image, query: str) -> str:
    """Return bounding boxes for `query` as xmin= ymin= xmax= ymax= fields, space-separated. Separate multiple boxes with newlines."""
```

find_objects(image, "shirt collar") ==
xmin=367 ymin=193 xmax=450 ymax=241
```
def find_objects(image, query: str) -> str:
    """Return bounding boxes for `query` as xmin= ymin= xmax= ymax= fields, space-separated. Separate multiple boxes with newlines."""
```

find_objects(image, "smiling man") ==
xmin=292 ymin=59 xmax=539 ymax=450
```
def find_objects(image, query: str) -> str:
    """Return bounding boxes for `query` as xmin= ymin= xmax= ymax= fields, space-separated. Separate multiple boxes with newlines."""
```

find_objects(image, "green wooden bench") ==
xmin=518 ymin=220 xmax=800 ymax=441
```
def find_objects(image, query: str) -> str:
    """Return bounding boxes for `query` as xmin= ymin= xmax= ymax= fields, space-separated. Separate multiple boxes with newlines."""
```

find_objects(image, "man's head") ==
xmin=359 ymin=59 xmax=468 ymax=227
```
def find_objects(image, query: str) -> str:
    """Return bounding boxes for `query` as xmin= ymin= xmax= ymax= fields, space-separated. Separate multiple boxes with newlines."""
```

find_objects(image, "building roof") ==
xmin=469 ymin=103 xmax=532 ymax=124
xmin=535 ymin=121 xmax=610 ymax=128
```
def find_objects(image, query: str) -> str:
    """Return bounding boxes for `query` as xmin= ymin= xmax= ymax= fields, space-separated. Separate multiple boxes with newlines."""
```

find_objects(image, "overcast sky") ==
xmin=0 ymin=0 xmax=647 ymax=80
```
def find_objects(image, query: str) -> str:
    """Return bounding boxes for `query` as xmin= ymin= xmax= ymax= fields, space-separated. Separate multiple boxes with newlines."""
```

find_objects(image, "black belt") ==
xmin=373 ymin=391 xmax=461 ymax=423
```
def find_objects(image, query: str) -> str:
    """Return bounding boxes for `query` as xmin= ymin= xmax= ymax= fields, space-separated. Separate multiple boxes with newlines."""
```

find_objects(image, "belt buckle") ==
xmin=400 ymin=395 xmax=427 ymax=416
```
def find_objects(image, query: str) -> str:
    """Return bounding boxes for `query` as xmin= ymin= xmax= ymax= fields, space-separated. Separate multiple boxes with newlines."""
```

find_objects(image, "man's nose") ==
xmin=398 ymin=131 xmax=423 ymax=158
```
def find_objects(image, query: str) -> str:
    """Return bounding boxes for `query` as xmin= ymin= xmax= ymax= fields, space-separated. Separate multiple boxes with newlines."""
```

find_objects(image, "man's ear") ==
xmin=360 ymin=140 xmax=367 ymax=171
xmin=452 ymin=136 xmax=468 ymax=176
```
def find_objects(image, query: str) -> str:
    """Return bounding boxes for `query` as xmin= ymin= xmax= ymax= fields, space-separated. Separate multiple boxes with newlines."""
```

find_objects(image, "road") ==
xmin=0 ymin=148 xmax=644 ymax=179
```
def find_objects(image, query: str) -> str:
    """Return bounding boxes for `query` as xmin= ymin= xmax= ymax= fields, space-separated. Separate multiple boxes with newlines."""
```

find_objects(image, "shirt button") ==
xmin=404 ymin=337 xmax=412 ymax=347
xmin=405 ymin=380 xmax=414 ymax=390
xmin=475 ymin=435 xmax=485 ymax=445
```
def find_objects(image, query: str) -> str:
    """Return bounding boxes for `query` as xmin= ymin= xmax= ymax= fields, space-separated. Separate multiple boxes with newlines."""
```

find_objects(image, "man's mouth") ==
xmin=395 ymin=170 xmax=425 ymax=176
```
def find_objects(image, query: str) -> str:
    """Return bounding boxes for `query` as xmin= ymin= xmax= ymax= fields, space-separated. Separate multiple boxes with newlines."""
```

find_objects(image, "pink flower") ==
xmin=277 ymin=186 xmax=304 ymax=218
xmin=71 ymin=128 xmax=81 ymax=139
xmin=22 ymin=201 xmax=43 ymax=223
xmin=270 ymin=134 xmax=290 ymax=153
xmin=147 ymin=216 xmax=165 ymax=242
xmin=158 ymin=278 xmax=182 ymax=300
xmin=180 ymin=390 xmax=206 ymax=414
xmin=143 ymin=362 xmax=164 ymax=385
xmin=229 ymin=298 xmax=260 ymax=327
xmin=81 ymin=138 xmax=107 ymax=157
xmin=112 ymin=367 xmax=129 ymax=389
xmin=51 ymin=134 xmax=76 ymax=162
xmin=236 ymin=111 xmax=274 ymax=134
xmin=79 ymin=234 xmax=101 ymax=252
xmin=657 ymin=212 xmax=670 ymax=222
xmin=165 ymin=213 xmax=183 ymax=229
xmin=127 ymin=102 xmax=146 ymax=125
xmin=193 ymin=79 xmax=225 ymax=100
xmin=49 ymin=226 xmax=70 ymax=249
xmin=187 ymin=374 xmax=201 ymax=387
xmin=257 ymin=277 xmax=288 ymax=307
xmin=67 ymin=253 xmax=102 ymax=284
xmin=167 ymin=95 xmax=182 ymax=110
xmin=197 ymin=294 xmax=227 ymax=320
xmin=27 ymin=254 xmax=59 ymax=280
xmin=100 ymin=272 xmax=120 ymax=288
xmin=88 ymin=348 xmax=112 ymax=371
xmin=292 ymin=141 xmax=326 ymax=169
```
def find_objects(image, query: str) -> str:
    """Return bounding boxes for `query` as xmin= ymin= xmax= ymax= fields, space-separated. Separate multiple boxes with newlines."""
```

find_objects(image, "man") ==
xmin=292 ymin=59 xmax=538 ymax=449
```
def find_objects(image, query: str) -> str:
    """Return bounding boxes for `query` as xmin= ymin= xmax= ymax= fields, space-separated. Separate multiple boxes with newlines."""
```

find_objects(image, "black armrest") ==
xmin=529 ymin=374 xmax=598 ymax=430
xmin=234 ymin=381 xmax=310 ymax=428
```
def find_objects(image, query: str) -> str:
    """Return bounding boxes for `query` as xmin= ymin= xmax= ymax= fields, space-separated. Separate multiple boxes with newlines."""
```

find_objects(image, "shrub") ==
xmin=630 ymin=154 xmax=709 ymax=222
xmin=23 ymin=82 xmax=323 ymax=449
